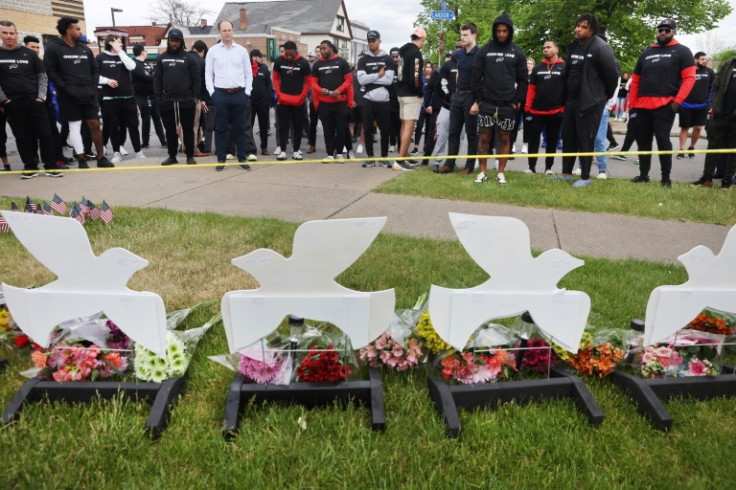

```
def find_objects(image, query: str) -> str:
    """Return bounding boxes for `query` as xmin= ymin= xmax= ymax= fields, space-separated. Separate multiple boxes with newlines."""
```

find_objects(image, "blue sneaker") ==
xmin=572 ymin=179 xmax=591 ymax=188
xmin=551 ymin=174 xmax=573 ymax=181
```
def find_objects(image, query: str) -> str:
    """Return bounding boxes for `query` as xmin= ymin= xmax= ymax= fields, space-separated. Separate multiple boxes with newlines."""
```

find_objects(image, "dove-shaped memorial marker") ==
xmin=221 ymin=217 xmax=395 ymax=353
xmin=644 ymin=224 xmax=736 ymax=347
xmin=0 ymin=211 xmax=168 ymax=355
xmin=429 ymin=213 xmax=591 ymax=353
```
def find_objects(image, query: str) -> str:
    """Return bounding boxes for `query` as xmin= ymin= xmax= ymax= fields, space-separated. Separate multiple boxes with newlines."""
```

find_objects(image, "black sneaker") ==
xmin=239 ymin=164 xmax=251 ymax=170
xmin=21 ymin=171 xmax=38 ymax=179
xmin=691 ymin=176 xmax=713 ymax=188
xmin=78 ymin=160 xmax=89 ymax=169
xmin=362 ymin=161 xmax=375 ymax=168
xmin=161 ymin=156 xmax=178 ymax=166
xmin=215 ymin=163 xmax=225 ymax=171
xmin=660 ymin=179 xmax=671 ymax=188
xmin=687 ymin=147 xmax=695 ymax=159
xmin=676 ymin=153 xmax=685 ymax=159
xmin=409 ymin=148 xmax=419 ymax=156
xmin=186 ymin=157 xmax=197 ymax=165
xmin=97 ymin=157 xmax=114 ymax=168
xmin=722 ymin=177 xmax=732 ymax=190
xmin=631 ymin=175 xmax=650 ymax=183
xmin=44 ymin=171 xmax=64 ymax=178
xmin=3 ymin=165 xmax=11 ymax=171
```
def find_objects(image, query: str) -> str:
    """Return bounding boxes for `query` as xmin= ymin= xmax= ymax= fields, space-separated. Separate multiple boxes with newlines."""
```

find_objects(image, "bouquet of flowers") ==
xmin=417 ymin=311 xmax=452 ymax=355
xmin=640 ymin=329 xmax=724 ymax=378
xmin=435 ymin=324 xmax=518 ymax=384
xmin=294 ymin=328 xmax=356 ymax=383
xmin=507 ymin=314 xmax=559 ymax=374
xmin=686 ymin=308 xmax=735 ymax=336
xmin=134 ymin=302 xmax=220 ymax=383
xmin=553 ymin=330 xmax=628 ymax=378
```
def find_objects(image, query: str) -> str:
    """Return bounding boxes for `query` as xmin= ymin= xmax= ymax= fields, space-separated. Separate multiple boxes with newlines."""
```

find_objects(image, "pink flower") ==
xmin=379 ymin=350 xmax=391 ymax=364
xmin=669 ymin=351 xmax=684 ymax=366
xmin=689 ymin=360 xmax=707 ymax=376
xmin=641 ymin=352 xmax=654 ymax=364
xmin=52 ymin=368 xmax=72 ymax=382
xmin=374 ymin=335 xmax=387 ymax=350
xmin=391 ymin=344 xmax=404 ymax=357
xmin=654 ymin=346 xmax=672 ymax=358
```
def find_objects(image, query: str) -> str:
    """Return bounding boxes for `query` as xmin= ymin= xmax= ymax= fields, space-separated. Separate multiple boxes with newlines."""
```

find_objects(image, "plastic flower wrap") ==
xmin=134 ymin=302 xmax=220 ymax=382
xmin=553 ymin=329 xmax=629 ymax=378
xmin=639 ymin=329 xmax=724 ymax=378
xmin=686 ymin=308 xmax=735 ymax=336
xmin=435 ymin=324 xmax=518 ymax=384
xmin=360 ymin=294 xmax=428 ymax=371
xmin=417 ymin=311 xmax=452 ymax=355
xmin=294 ymin=327 xmax=357 ymax=383
xmin=508 ymin=314 xmax=559 ymax=374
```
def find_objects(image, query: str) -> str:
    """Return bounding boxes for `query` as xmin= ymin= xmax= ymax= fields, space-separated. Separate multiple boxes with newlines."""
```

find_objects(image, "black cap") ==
xmin=657 ymin=18 xmax=676 ymax=30
xmin=389 ymin=47 xmax=399 ymax=55
xmin=250 ymin=48 xmax=263 ymax=58
xmin=367 ymin=30 xmax=380 ymax=40
xmin=168 ymin=28 xmax=184 ymax=39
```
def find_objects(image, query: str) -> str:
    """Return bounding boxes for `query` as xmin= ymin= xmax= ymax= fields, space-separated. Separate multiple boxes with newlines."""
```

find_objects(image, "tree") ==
xmin=416 ymin=0 xmax=732 ymax=72
xmin=150 ymin=0 xmax=212 ymax=26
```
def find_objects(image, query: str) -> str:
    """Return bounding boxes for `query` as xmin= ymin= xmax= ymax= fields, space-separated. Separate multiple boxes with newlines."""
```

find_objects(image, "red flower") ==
xmin=14 ymin=334 xmax=30 ymax=348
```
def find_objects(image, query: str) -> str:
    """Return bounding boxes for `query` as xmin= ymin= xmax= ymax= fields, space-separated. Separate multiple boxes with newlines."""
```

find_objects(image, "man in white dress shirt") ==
xmin=205 ymin=19 xmax=254 ymax=170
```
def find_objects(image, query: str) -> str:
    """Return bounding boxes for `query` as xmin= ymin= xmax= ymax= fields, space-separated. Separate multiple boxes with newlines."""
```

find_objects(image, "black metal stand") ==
xmin=609 ymin=365 xmax=736 ymax=431
xmin=427 ymin=368 xmax=604 ymax=438
xmin=0 ymin=359 xmax=7 ymax=372
xmin=1 ymin=373 xmax=188 ymax=438
xmin=223 ymin=366 xmax=386 ymax=437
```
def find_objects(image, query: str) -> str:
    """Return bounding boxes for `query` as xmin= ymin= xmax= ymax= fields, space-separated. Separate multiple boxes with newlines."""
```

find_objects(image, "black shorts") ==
xmin=679 ymin=107 xmax=708 ymax=128
xmin=57 ymin=92 xmax=100 ymax=122
xmin=477 ymin=102 xmax=516 ymax=131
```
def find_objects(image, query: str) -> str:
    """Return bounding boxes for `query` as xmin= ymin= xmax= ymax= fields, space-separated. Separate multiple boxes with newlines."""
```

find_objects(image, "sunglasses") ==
xmin=657 ymin=28 xmax=672 ymax=34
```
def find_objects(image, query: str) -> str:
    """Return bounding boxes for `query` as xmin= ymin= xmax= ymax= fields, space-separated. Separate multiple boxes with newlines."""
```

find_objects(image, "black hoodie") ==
xmin=471 ymin=12 xmax=527 ymax=107
xmin=154 ymin=45 xmax=200 ymax=101
xmin=397 ymin=42 xmax=423 ymax=97
xmin=43 ymin=36 xmax=99 ymax=104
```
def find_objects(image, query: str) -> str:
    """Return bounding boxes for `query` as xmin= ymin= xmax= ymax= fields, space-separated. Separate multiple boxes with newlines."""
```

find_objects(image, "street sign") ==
xmin=430 ymin=10 xmax=455 ymax=21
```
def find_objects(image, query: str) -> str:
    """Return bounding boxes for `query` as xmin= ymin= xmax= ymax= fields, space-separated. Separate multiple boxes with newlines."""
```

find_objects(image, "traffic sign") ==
xmin=430 ymin=10 xmax=455 ymax=21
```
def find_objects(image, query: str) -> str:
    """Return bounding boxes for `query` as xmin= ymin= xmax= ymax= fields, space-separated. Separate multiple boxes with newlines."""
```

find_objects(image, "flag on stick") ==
xmin=24 ymin=197 xmax=37 ymax=213
xmin=88 ymin=200 xmax=101 ymax=221
xmin=0 ymin=217 xmax=9 ymax=232
xmin=100 ymin=201 xmax=113 ymax=224
xmin=51 ymin=194 xmax=68 ymax=215
xmin=70 ymin=203 xmax=85 ymax=225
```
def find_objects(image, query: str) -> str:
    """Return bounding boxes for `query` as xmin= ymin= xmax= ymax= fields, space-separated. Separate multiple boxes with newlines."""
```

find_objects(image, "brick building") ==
xmin=0 ymin=0 xmax=87 ymax=50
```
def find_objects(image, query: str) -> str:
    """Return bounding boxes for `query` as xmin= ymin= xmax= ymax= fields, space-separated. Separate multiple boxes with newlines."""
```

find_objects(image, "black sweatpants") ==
xmin=4 ymin=97 xmax=56 ymax=170
xmin=318 ymin=101 xmax=348 ymax=156
xmin=276 ymin=103 xmax=304 ymax=152
xmin=102 ymin=97 xmax=141 ymax=153
xmin=251 ymin=99 xmax=270 ymax=150
xmin=562 ymin=99 xmax=605 ymax=180
xmin=160 ymin=98 xmax=195 ymax=158
xmin=703 ymin=114 xmax=736 ymax=180
xmin=634 ymin=105 xmax=676 ymax=182
xmin=362 ymin=99 xmax=390 ymax=157
xmin=527 ymin=112 xmax=563 ymax=172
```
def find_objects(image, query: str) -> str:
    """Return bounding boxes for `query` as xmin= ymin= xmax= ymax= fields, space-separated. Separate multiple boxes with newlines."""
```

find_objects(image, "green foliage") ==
xmin=713 ymin=49 xmax=736 ymax=70
xmin=416 ymin=0 xmax=732 ymax=73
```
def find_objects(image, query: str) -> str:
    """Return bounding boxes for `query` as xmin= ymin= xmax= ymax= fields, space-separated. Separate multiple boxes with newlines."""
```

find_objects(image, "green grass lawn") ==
xmin=374 ymin=167 xmax=736 ymax=226
xmin=1 ymin=204 xmax=734 ymax=487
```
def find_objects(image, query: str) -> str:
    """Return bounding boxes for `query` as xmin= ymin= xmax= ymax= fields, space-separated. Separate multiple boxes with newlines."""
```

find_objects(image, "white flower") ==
xmin=297 ymin=416 xmax=307 ymax=431
xmin=151 ymin=368 xmax=168 ymax=383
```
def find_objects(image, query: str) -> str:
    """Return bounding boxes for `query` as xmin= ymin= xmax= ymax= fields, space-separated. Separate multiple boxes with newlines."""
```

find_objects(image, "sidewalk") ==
xmin=0 ymin=155 xmax=729 ymax=264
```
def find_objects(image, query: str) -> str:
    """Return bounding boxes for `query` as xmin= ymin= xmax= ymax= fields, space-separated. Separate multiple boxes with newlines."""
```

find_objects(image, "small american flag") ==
xmin=11 ymin=202 xmax=19 ymax=211
xmin=70 ymin=203 xmax=85 ymax=225
xmin=100 ymin=201 xmax=113 ymax=224
xmin=42 ymin=202 xmax=53 ymax=216
xmin=0 ymin=217 xmax=9 ymax=233
xmin=24 ymin=197 xmax=37 ymax=213
xmin=79 ymin=197 xmax=89 ymax=216
xmin=88 ymin=201 xmax=101 ymax=221
xmin=51 ymin=194 xmax=68 ymax=215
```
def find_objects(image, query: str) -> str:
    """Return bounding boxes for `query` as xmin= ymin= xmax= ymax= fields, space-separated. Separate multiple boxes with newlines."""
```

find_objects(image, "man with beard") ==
xmin=155 ymin=28 xmax=200 ymax=166
xmin=0 ymin=20 xmax=61 ymax=178
xmin=555 ymin=13 xmax=618 ymax=187
xmin=629 ymin=18 xmax=694 ymax=187
xmin=44 ymin=16 xmax=113 ymax=169
xmin=677 ymin=51 xmax=715 ymax=159
xmin=469 ymin=12 xmax=527 ymax=185
xmin=525 ymin=40 xmax=565 ymax=175
xmin=273 ymin=41 xmax=311 ymax=160
xmin=357 ymin=30 xmax=394 ymax=168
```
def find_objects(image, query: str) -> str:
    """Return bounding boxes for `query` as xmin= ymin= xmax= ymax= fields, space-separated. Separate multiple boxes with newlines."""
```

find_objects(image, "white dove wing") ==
xmin=715 ymin=224 xmax=736 ymax=265
xmin=289 ymin=217 xmax=387 ymax=280
xmin=99 ymin=292 xmax=168 ymax=355
xmin=449 ymin=213 xmax=533 ymax=282
xmin=1 ymin=211 xmax=94 ymax=279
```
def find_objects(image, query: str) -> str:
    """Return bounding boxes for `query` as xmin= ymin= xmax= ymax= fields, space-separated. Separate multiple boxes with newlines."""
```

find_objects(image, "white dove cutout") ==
xmin=221 ymin=217 xmax=395 ymax=353
xmin=429 ymin=213 xmax=590 ymax=353
xmin=644 ymin=224 xmax=736 ymax=346
xmin=1 ymin=211 xmax=167 ymax=355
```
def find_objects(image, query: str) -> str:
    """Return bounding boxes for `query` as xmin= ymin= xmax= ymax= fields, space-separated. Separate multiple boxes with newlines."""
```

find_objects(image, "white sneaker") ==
xmin=544 ymin=169 xmax=554 ymax=175
xmin=111 ymin=152 xmax=122 ymax=164
xmin=521 ymin=143 xmax=528 ymax=154
xmin=292 ymin=150 xmax=303 ymax=160
xmin=322 ymin=155 xmax=334 ymax=163
xmin=493 ymin=159 xmax=499 ymax=171
xmin=496 ymin=172 xmax=507 ymax=184
xmin=356 ymin=144 xmax=364 ymax=154
xmin=247 ymin=154 xmax=258 ymax=162
xmin=334 ymin=153 xmax=345 ymax=163
xmin=388 ymin=145 xmax=395 ymax=153
xmin=275 ymin=146 xmax=282 ymax=155
xmin=277 ymin=151 xmax=287 ymax=161
xmin=573 ymin=168 xmax=582 ymax=176
xmin=474 ymin=172 xmax=488 ymax=183
xmin=347 ymin=150 xmax=355 ymax=160
xmin=135 ymin=151 xmax=146 ymax=159
xmin=119 ymin=147 xmax=129 ymax=156
xmin=524 ymin=168 xmax=534 ymax=174
xmin=596 ymin=172 xmax=608 ymax=179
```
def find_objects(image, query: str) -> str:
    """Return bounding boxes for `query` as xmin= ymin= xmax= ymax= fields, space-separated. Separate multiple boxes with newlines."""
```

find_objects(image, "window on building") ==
xmin=336 ymin=16 xmax=345 ymax=32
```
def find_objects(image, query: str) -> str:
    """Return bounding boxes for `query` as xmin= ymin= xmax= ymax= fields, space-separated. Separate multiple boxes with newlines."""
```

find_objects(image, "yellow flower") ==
xmin=0 ymin=309 xmax=12 ymax=332
xmin=416 ymin=311 xmax=452 ymax=354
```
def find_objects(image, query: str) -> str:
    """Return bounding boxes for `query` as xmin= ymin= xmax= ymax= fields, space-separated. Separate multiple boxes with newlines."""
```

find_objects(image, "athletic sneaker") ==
xmin=44 ymin=171 xmax=63 ymax=178
xmin=521 ymin=143 xmax=528 ymax=154
xmin=362 ymin=161 xmax=374 ymax=168
xmin=226 ymin=154 xmax=236 ymax=161
xmin=247 ymin=154 xmax=258 ymax=162
xmin=135 ymin=151 xmax=147 ymax=159
xmin=687 ymin=146 xmax=696 ymax=159
xmin=21 ymin=171 xmax=38 ymax=179
xmin=676 ymin=153 xmax=685 ymax=159
xmin=631 ymin=175 xmax=650 ymax=183
xmin=97 ymin=156 xmax=115 ymax=168
xmin=474 ymin=172 xmax=488 ymax=183
xmin=356 ymin=144 xmax=364 ymax=154
xmin=186 ymin=157 xmax=197 ymax=165
xmin=496 ymin=172 xmax=507 ymax=184
xmin=274 ymin=146 xmax=282 ymax=155
xmin=722 ymin=177 xmax=732 ymax=190
xmin=239 ymin=164 xmax=251 ymax=170
xmin=612 ymin=155 xmax=628 ymax=161
xmin=388 ymin=145 xmax=395 ymax=153
xmin=572 ymin=179 xmax=591 ymax=188
xmin=119 ymin=147 xmax=129 ymax=156
xmin=410 ymin=148 xmax=419 ymax=156
xmin=161 ymin=157 xmax=178 ymax=166
xmin=292 ymin=150 xmax=303 ymax=160
xmin=380 ymin=161 xmax=393 ymax=168
xmin=277 ymin=151 xmax=287 ymax=161
xmin=572 ymin=168 xmax=582 ymax=176
xmin=392 ymin=161 xmax=414 ymax=171
xmin=111 ymin=152 xmax=122 ymax=164
xmin=334 ymin=154 xmax=345 ymax=163
xmin=322 ymin=155 xmax=335 ymax=163
xmin=607 ymin=144 xmax=621 ymax=152
xmin=544 ymin=169 xmax=554 ymax=175
xmin=691 ymin=176 xmax=713 ymax=188
xmin=524 ymin=168 xmax=535 ymax=174
xmin=596 ymin=172 xmax=607 ymax=179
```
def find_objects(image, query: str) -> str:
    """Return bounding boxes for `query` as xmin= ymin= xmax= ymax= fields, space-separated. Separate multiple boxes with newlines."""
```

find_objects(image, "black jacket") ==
xmin=251 ymin=62 xmax=272 ymax=105
xmin=96 ymin=51 xmax=134 ymax=97
xmin=154 ymin=47 xmax=200 ymax=101
xmin=397 ymin=42 xmax=423 ymax=97
xmin=0 ymin=45 xmax=46 ymax=101
xmin=562 ymin=35 xmax=619 ymax=115
xmin=43 ymin=36 xmax=99 ymax=104
xmin=434 ymin=58 xmax=457 ymax=110
xmin=711 ymin=57 xmax=736 ymax=117
xmin=132 ymin=59 xmax=155 ymax=97
xmin=471 ymin=12 xmax=527 ymax=106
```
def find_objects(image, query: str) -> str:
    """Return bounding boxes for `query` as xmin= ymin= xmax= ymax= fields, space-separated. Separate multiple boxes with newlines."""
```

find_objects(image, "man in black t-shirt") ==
xmin=677 ymin=51 xmax=715 ymax=159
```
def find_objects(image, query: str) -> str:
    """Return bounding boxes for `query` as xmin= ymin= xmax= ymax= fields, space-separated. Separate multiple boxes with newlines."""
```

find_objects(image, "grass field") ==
xmin=0 ymin=204 xmax=734 ymax=487
xmin=375 ymin=167 xmax=735 ymax=225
